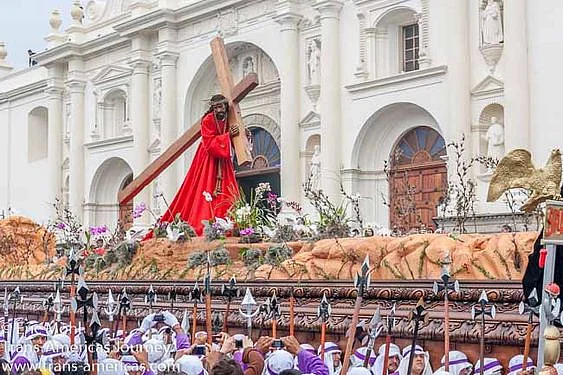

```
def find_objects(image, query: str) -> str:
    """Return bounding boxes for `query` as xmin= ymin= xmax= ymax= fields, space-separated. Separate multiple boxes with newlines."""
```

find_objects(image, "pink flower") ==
xmin=267 ymin=192 xmax=278 ymax=203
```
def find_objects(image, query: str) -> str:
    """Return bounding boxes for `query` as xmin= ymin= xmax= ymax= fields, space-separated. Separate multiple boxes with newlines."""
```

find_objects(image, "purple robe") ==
xmin=298 ymin=349 xmax=329 ymax=375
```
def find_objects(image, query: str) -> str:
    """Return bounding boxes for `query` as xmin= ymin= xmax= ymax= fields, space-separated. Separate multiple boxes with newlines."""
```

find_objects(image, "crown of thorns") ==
xmin=209 ymin=95 xmax=229 ymax=107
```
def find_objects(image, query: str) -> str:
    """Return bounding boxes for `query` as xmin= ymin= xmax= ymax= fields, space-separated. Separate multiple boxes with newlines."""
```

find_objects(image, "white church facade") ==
xmin=0 ymin=0 xmax=562 ymax=232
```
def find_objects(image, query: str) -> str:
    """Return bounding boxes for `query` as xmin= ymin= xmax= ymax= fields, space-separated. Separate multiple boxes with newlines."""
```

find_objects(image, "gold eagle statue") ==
xmin=487 ymin=149 xmax=562 ymax=212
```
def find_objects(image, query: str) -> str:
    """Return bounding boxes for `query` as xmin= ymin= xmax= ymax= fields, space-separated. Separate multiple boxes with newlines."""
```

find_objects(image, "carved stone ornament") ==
xmin=3 ymin=279 xmax=539 ymax=352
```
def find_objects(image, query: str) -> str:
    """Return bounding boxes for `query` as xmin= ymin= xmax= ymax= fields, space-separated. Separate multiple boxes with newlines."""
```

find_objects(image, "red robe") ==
xmin=160 ymin=111 xmax=239 ymax=235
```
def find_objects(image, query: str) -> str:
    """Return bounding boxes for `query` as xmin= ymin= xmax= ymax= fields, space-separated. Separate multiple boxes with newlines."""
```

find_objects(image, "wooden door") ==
xmin=389 ymin=127 xmax=447 ymax=232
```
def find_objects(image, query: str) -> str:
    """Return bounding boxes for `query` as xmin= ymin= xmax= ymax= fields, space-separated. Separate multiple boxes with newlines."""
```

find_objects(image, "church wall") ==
xmin=0 ymin=0 xmax=560 ymax=229
xmin=2 ymin=92 xmax=51 ymax=222
xmin=527 ymin=1 xmax=563 ymax=164
xmin=0 ymin=103 xmax=9 ymax=216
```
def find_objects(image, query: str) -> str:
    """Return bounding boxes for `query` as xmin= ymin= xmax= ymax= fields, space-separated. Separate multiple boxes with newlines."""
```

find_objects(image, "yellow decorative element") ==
xmin=539 ymin=325 xmax=560 ymax=375
xmin=487 ymin=149 xmax=562 ymax=212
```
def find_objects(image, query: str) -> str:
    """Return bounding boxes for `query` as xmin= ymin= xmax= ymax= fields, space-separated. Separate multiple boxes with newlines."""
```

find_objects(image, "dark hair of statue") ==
xmin=204 ymin=94 xmax=229 ymax=116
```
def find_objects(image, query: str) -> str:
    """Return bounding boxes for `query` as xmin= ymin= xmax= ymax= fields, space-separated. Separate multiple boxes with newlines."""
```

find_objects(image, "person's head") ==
xmin=442 ymin=351 xmax=472 ymax=375
xmin=194 ymin=331 xmax=207 ymax=345
xmin=412 ymin=354 xmax=426 ymax=375
xmin=21 ymin=371 xmax=42 ymax=375
xmin=209 ymin=94 xmax=229 ymax=121
xmin=211 ymin=358 xmax=244 ymax=375
xmin=501 ymin=224 xmax=512 ymax=233
xmin=25 ymin=325 xmax=48 ymax=352
xmin=332 ymin=351 xmax=342 ymax=368
xmin=348 ymin=368 xmax=371 ymax=375
xmin=279 ymin=370 xmax=301 ymax=375
xmin=388 ymin=355 xmax=400 ymax=373
xmin=176 ymin=355 xmax=205 ymax=375
xmin=474 ymin=358 xmax=502 ymax=375
xmin=265 ymin=350 xmax=294 ymax=375
xmin=0 ymin=339 xmax=5 ymax=357
xmin=375 ymin=343 xmax=402 ymax=375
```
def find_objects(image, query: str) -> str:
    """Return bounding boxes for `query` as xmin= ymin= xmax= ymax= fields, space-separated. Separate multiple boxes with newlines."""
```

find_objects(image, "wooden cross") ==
xmin=118 ymin=37 xmax=257 ymax=206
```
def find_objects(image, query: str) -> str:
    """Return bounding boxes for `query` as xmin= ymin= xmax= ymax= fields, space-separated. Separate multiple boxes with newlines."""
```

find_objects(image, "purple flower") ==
xmin=267 ymin=192 xmax=278 ymax=203
xmin=240 ymin=227 xmax=254 ymax=236
xmin=132 ymin=202 xmax=147 ymax=219
xmin=56 ymin=222 xmax=66 ymax=230
xmin=89 ymin=225 xmax=108 ymax=236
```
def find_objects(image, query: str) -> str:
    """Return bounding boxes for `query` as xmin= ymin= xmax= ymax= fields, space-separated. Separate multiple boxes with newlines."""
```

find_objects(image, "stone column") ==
xmin=275 ymin=2 xmax=302 ymax=203
xmin=374 ymin=28 xmax=388 ymax=78
xmin=46 ymin=64 xmax=65 ymax=208
xmin=445 ymin=1 xmax=470 ymax=142
xmin=67 ymin=59 xmax=86 ymax=220
xmin=129 ymin=35 xmax=151 ymax=220
xmin=503 ymin=0 xmax=529 ymax=150
xmin=315 ymin=0 xmax=344 ymax=203
xmin=418 ymin=0 xmax=431 ymax=68
xmin=158 ymin=50 xmax=179 ymax=202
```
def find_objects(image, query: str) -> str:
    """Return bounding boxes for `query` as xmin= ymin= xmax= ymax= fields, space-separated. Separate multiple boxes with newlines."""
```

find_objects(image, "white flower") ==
xmin=235 ymin=204 xmax=252 ymax=219
xmin=260 ymin=226 xmax=277 ymax=239
xmin=277 ymin=197 xmax=285 ymax=203
xmin=255 ymin=182 xmax=271 ymax=195
xmin=202 ymin=191 xmax=213 ymax=202
xmin=166 ymin=226 xmax=184 ymax=242
xmin=215 ymin=217 xmax=234 ymax=231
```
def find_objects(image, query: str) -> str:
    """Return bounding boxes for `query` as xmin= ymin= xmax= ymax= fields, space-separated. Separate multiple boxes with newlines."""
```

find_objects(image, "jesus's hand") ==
xmin=230 ymin=123 xmax=240 ymax=137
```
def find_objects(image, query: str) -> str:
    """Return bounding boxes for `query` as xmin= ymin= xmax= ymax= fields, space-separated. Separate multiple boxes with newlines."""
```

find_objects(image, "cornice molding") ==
xmin=345 ymin=65 xmax=447 ymax=97
xmin=0 ymin=80 xmax=48 ymax=104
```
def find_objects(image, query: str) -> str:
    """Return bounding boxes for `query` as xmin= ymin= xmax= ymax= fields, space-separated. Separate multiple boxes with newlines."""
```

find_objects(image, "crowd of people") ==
xmin=0 ymin=310 xmax=546 ymax=375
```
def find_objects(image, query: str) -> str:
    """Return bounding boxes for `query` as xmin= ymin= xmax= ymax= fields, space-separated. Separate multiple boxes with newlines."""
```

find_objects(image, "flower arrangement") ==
xmin=202 ymin=217 xmax=233 ymax=242
xmin=302 ymin=178 xmax=354 ymax=239
xmin=229 ymin=183 xmax=279 ymax=240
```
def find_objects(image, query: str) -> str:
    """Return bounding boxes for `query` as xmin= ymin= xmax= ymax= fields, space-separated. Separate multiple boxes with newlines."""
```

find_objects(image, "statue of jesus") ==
xmin=158 ymin=94 xmax=240 ymax=235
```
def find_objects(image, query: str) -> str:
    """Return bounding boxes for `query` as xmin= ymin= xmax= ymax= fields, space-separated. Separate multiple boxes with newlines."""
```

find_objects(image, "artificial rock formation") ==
xmin=0 ymin=216 xmax=55 ymax=266
xmin=0 ymin=216 xmax=538 ymax=281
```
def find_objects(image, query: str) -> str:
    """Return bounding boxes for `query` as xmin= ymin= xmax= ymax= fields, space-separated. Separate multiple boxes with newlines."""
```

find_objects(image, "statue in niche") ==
xmin=482 ymin=0 xmax=503 ymax=45
xmin=308 ymin=39 xmax=320 ymax=85
xmin=243 ymin=57 xmax=255 ymax=76
xmin=153 ymin=79 xmax=162 ymax=119
xmin=309 ymin=145 xmax=321 ymax=190
xmin=485 ymin=116 xmax=505 ymax=161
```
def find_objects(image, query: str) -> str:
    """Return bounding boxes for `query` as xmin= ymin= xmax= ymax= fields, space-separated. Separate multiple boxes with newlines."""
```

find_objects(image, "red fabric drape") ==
xmin=159 ymin=112 xmax=239 ymax=235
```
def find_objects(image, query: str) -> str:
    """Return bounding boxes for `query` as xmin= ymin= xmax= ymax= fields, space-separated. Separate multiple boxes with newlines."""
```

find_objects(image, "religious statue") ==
xmin=309 ymin=145 xmax=321 ymax=190
xmin=482 ymin=0 xmax=503 ymax=45
xmin=146 ymin=94 xmax=240 ymax=237
xmin=243 ymin=57 xmax=255 ymax=76
xmin=308 ymin=40 xmax=320 ymax=85
xmin=485 ymin=117 xmax=504 ymax=161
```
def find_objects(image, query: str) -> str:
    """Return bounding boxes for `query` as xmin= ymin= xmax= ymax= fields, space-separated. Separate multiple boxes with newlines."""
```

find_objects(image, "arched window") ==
xmin=234 ymin=126 xmax=280 ymax=171
xmin=28 ymin=107 xmax=48 ymax=162
xmin=102 ymin=90 xmax=127 ymax=139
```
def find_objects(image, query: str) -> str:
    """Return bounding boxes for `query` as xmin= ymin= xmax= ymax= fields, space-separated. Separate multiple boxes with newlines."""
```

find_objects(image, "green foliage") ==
xmin=240 ymin=247 xmax=263 ymax=270
xmin=264 ymin=244 xmax=293 ymax=267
